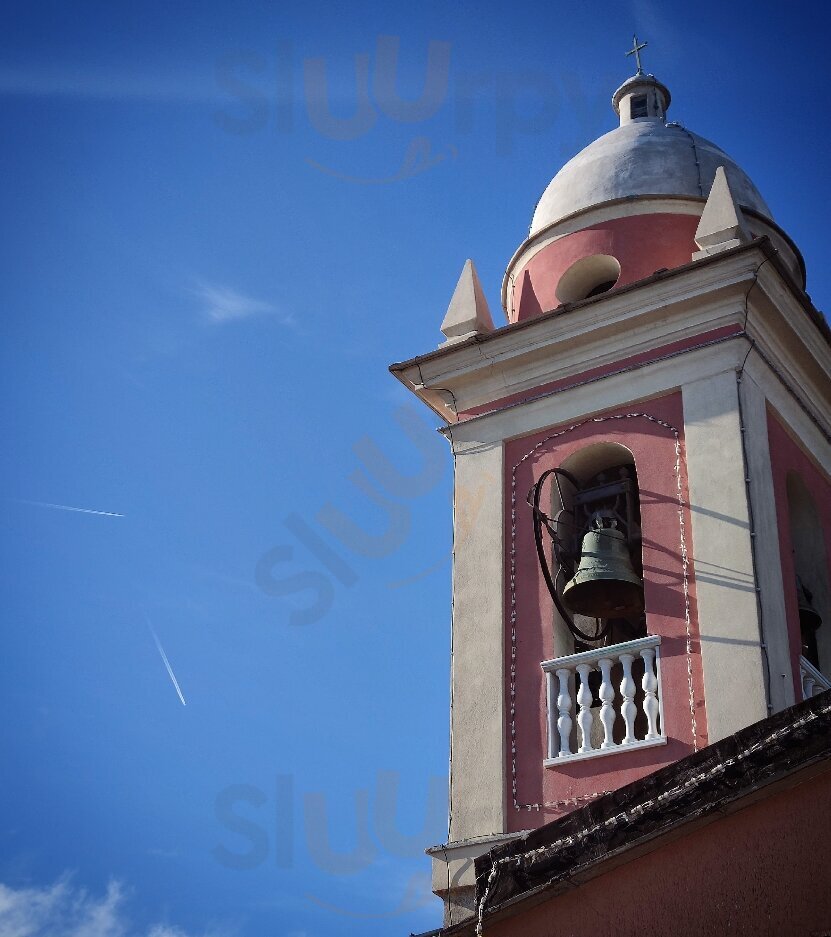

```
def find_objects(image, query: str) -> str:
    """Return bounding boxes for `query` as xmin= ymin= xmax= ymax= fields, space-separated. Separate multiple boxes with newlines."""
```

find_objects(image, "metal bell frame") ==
xmin=527 ymin=465 xmax=644 ymax=644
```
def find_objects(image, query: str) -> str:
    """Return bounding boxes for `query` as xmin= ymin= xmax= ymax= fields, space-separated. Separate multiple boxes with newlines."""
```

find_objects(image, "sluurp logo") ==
xmin=254 ymin=404 xmax=450 ymax=628
xmin=214 ymin=35 xmax=603 ymax=183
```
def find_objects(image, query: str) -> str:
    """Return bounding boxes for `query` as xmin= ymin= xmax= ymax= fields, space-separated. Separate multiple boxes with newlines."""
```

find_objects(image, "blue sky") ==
xmin=1 ymin=1 xmax=829 ymax=935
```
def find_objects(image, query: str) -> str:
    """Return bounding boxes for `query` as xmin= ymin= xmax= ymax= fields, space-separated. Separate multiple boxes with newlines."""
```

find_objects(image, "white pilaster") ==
xmin=737 ymin=368 xmax=795 ymax=712
xmin=448 ymin=436 xmax=505 ymax=841
xmin=683 ymin=370 xmax=768 ymax=741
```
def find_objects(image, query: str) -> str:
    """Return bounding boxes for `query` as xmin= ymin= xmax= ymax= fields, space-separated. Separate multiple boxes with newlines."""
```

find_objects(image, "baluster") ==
xmin=598 ymin=657 xmax=615 ymax=749
xmin=576 ymin=663 xmax=594 ymax=754
xmin=545 ymin=671 xmax=557 ymax=759
xmin=803 ymin=673 xmax=815 ymax=701
xmin=555 ymin=668 xmax=573 ymax=757
xmin=641 ymin=646 xmax=660 ymax=740
xmin=619 ymin=653 xmax=637 ymax=745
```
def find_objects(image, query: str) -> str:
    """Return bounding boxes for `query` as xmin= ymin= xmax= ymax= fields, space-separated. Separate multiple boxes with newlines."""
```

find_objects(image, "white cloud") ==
xmin=191 ymin=281 xmax=294 ymax=327
xmin=0 ymin=878 xmax=223 ymax=937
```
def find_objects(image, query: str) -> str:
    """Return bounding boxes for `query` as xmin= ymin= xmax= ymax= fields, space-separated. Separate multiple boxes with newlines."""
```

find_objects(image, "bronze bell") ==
xmin=562 ymin=523 xmax=644 ymax=619
xmin=797 ymin=577 xmax=822 ymax=632
xmin=797 ymin=577 xmax=822 ymax=666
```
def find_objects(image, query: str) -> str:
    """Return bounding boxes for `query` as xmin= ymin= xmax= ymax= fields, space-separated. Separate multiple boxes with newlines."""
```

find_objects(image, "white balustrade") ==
xmin=542 ymin=636 xmax=665 ymax=765
xmin=800 ymin=655 xmax=831 ymax=701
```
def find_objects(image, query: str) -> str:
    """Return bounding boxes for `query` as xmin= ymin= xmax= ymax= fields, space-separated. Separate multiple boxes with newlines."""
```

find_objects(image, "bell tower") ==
xmin=390 ymin=62 xmax=831 ymax=927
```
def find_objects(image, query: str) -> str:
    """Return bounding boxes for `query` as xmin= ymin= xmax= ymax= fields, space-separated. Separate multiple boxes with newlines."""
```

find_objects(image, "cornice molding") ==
xmin=390 ymin=242 xmax=830 ymax=433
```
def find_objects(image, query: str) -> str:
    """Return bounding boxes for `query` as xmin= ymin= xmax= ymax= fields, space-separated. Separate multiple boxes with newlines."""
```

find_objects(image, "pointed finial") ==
xmin=692 ymin=166 xmax=752 ymax=260
xmin=626 ymin=34 xmax=648 ymax=75
xmin=440 ymin=260 xmax=495 ymax=345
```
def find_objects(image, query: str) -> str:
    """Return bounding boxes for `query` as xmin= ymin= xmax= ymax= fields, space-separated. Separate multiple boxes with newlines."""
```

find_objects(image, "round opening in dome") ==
xmin=556 ymin=255 xmax=622 ymax=304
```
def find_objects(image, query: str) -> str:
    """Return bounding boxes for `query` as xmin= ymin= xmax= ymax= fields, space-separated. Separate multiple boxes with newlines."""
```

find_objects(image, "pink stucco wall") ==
xmin=486 ymin=767 xmax=831 ymax=937
xmin=767 ymin=408 xmax=831 ymax=699
xmin=504 ymin=392 xmax=708 ymax=831
xmin=510 ymin=213 xmax=700 ymax=322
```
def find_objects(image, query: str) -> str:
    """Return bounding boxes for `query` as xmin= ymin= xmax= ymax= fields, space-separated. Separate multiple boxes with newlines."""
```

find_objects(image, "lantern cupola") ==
xmin=612 ymin=72 xmax=670 ymax=124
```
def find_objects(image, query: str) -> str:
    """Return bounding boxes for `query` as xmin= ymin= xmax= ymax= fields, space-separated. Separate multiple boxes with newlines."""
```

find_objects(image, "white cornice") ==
xmin=390 ymin=243 xmax=830 ymax=442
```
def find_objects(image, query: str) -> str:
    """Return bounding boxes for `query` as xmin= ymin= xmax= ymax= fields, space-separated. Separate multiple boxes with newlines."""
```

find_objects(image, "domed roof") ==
xmin=530 ymin=103 xmax=772 ymax=237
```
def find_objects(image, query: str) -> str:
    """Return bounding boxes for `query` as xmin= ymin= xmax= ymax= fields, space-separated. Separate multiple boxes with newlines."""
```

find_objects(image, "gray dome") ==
xmin=530 ymin=119 xmax=773 ymax=236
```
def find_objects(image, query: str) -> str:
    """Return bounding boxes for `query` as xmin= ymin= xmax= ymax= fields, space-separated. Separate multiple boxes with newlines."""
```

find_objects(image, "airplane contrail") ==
xmin=147 ymin=621 xmax=187 ymax=706
xmin=16 ymin=499 xmax=125 ymax=517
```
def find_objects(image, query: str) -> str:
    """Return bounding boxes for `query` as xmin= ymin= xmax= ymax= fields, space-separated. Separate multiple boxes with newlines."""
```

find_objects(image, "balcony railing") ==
xmin=541 ymin=635 xmax=666 ymax=766
xmin=800 ymin=655 xmax=831 ymax=701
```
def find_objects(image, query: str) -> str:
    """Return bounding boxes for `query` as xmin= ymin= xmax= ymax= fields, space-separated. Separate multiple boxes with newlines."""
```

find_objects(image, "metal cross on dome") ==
xmin=626 ymin=34 xmax=648 ymax=75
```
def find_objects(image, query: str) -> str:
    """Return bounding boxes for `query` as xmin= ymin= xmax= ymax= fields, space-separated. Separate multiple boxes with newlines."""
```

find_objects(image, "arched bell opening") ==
xmin=555 ymin=442 xmax=646 ymax=650
xmin=786 ymin=472 xmax=830 ymax=675
xmin=528 ymin=442 xmax=649 ymax=748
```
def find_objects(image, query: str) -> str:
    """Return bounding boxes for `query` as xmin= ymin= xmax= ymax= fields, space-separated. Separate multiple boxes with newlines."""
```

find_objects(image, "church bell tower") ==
xmin=390 ymin=55 xmax=831 ymax=926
